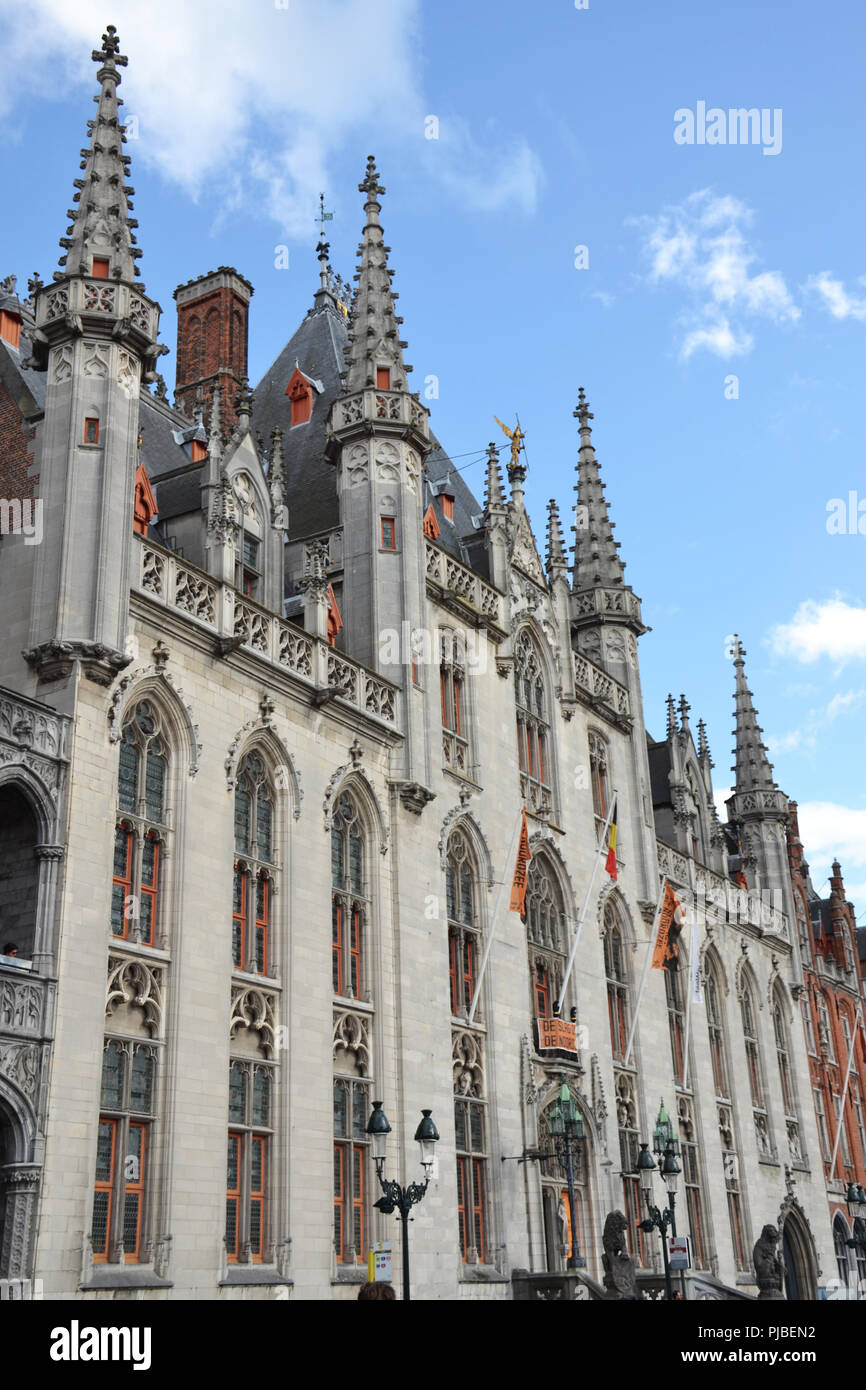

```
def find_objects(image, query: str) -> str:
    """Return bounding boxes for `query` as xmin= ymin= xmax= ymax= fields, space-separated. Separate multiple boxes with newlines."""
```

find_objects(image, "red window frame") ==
xmin=112 ymin=825 xmax=133 ymax=939
xmin=255 ymin=872 xmax=269 ymax=976
xmin=92 ymin=1119 xmax=117 ymax=1262
xmin=332 ymin=899 xmax=343 ymax=995
xmin=249 ymin=1135 xmax=266 ymax=1262
xmin=376 ymin=367 xmax=391 ymax=389
xmin=226 ymin=1132 xmax=241 ymax=1261
xmin=608 ymin=983 xmax=628 ymax=1060
xmin=380 ymin=517 xmax=396 ymax=550
xmin=123 ymin=1122 xmax=146 ymax=1261
xmin=535 ymin=961 xmax=551 ymax=1019
xmin=84 ymin=417 xmax=100 ymax=444
xmin=334 ymin=1142 xmax=366 ymax=1264
xmin=453 ymin=677 xmax=462 ymax=736
xmin=350 ymin=905 xmax=361 ymax=998
xmin=456 ymin=1156 xmax=486 ymax=1262
xmin=441 ymin=494 xmax=455 ymax=522
xmin=139 ymin=833 xmax=159 ymax=948
xmin=333 ymin=1144 xmax=344 ymax=1258
xmin=352 ymin=1145 xmax=365 ymax=1257
xmin=92 ymin=256 xmax=110 ymax=278
xmin=233 ymin=869 xmax=247 ymax=971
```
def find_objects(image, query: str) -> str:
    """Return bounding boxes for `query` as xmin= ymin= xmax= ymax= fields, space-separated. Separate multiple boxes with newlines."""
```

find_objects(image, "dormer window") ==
xmin=0 ymin=311 xmax=21 ymax=348
xmin=423 ymin=504 xmax=440 ymax=540
xmin=442 ymin=494 xmax=455 ymax=522
xmin=286 ymin=367 xmax=313 ymax=427
xmin=190 ymin=440 xmax=207 ymax=463
xmin=92 ymin=257 xmax=110 ymax=279
xmin=376 ymin=367 xmax=391 ymax=390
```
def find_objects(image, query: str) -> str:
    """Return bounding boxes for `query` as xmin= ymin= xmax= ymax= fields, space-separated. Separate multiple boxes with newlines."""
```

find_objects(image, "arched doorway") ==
xmin=537 ymin=1090 xmax=596 ymax=1277
xmin=781 ymin=1208 xmax=818 ymax=1300
xmin=0 ymin=783 xmax=40 ymax=960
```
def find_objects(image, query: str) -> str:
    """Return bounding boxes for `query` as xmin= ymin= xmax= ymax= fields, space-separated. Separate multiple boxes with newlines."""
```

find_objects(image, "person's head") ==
xmin=2 ymin=943 xmax=18 ymax=958
xmin=358 ymin=1281 xmax=396 ymax=1300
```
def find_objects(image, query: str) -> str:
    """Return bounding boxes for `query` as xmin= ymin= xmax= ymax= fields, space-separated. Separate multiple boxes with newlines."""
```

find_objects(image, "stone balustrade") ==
xmin=656 ymin=839 xmax=790 ymax=941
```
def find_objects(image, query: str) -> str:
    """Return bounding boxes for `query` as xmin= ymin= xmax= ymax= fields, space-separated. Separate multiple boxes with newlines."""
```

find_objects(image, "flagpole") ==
xmin=467 ymin=806 xmax=526 ymax=1024
xmin=624 ymin=877 xmax=666 ymax=1067
xmin=828 ymin=996 xmax=864 ymax=1180
xmin=560 ymin=791 xmax=617 ymax=1002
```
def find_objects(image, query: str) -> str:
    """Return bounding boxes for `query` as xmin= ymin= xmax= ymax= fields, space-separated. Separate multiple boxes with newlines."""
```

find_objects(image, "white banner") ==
xmin=690 ymin=918 xmax=703 ymax=1004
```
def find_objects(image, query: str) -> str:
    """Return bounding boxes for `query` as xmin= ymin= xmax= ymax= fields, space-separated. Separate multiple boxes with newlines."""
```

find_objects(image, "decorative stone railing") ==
xmin=572 ymin=585 xmax=644 ymax=627
xmin=425 ymin=542 xmax=502 ymax=626
xmin=656 ymin=840 xmax=790 ymax=941
xmin=0 ymin=969 xmax=47 ymax=1043
xmin=134 ymin=538 xmax=398 ymax=729
xmin=332 ymin=389 xmax=430 ymax=440
xmin=572 ymin=652 xmax=631 ymax=722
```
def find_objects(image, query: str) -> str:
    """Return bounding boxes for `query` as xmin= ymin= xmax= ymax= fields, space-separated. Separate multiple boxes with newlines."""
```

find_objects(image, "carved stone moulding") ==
xmin=23 ymin=640 xmax=131 ymax=687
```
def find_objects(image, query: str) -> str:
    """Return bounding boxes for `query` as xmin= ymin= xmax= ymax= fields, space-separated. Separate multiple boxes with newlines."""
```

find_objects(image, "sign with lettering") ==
xmin=536 ymin=1016 xmax=578 ymax=1053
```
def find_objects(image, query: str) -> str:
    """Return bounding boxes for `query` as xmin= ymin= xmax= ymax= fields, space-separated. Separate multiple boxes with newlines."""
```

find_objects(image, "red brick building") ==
xmin=788 ymin=802 xmax=866 ymax=1292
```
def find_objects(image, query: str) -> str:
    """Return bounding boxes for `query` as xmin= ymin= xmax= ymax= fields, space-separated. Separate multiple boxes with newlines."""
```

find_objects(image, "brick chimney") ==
xmin=173 ymin=267 xmax=253 ymax=433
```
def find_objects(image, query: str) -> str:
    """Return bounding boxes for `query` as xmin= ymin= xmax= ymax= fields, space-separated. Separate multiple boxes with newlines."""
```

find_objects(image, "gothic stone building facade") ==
xmin=0 ymin=28 xmax=857 ymax=1300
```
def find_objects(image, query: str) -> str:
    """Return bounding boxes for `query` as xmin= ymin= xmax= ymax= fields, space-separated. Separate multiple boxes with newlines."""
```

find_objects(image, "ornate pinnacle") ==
xmin=697 ymin=718 xmax=713 ymax=767
xmin=483 ymin=442 xmax=505 ymax=512
xmin=678 ymin=694 xmax=691 ymax=732
xmin=574 ymin=387 xmax=594 ymax=429
xmin=359 ymin=155 xmax=385 ymax=201
xmin=92 ymin=24 xmax=128 ymax=70
xmin=546 ymin=498 xmax=567 ymax=571
xmin=234 ymin=377 xmax=254 ymax=423
xmin=666 ymin=694 xmax=677 ymax=739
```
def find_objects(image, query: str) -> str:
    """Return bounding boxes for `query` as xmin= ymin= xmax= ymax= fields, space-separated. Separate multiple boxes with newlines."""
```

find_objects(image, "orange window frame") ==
xmin=255 ymin=873 xmax=269 ymax=976
xmin=249 ymin=1135 xmax=266 ymax=1262
xmin=139 ymin=833 xmax=159 ymax=947
xmin=535 ymin=962 xmax=550 ymax=1019
xmin=233 ymin=868 xmax=247 ymax=970
xmin=84 ymin=417 xmax=100 ymax=444
xmin=226 ymin=1132 xmax=241 ymax=1262
xmin=112 ymin=826 xmax=133 ymax=938
xmin=440 ymin=671 xmax=449 ymax=728
xmin=471 ymin=1162 xmax=485 ymax=1262
xmin=608 ymin=984 xmax=627 ymax=1059
xmin=333 ymin=1143 xmax=345 ymax=1260
xmin=380 ymin=517 xmax=396 ymax=550
xmin=92 ymin=1119 xmax=117 ymax=1262
xmin=352 ymin=1144 xmax=365 ymax=1258
xmin=332 ymin=899 xmax=343 ymax=995
xmin=350 ymin=905 xmax=361 ymax=998
xmin=376 ymin=367 xmax=391 ymax=389
xmin=449 ymin=929 xmax=460 ymax=1016
xmin=123 ymin=1122 xmax=146 ymax=1261
xmin=457 ymin=1157 xmax=468 ymax=1259
xmin=462 ymin=934 xmax=475 ymax=1015
xmin=92 ymin=256 xmax=110 ymax=278
xmin=453 ymin=677 xmax=463 ymax=737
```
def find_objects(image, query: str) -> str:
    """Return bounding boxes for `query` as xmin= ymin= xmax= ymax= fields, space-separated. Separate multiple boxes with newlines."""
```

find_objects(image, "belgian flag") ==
xmin=605 ymin=804 xmax=618 ymax=880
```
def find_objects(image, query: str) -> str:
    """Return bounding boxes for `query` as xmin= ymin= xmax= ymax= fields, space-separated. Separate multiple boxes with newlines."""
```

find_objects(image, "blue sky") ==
xmin=1 ymin=0 xmax=864 ymax=908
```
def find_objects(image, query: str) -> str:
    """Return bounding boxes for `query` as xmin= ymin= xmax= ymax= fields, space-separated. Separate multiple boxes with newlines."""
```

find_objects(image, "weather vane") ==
xmin=318 ymin=193 xmax=334 ymax=241
xmin=494 ymin=414 xmax=526 ymax=473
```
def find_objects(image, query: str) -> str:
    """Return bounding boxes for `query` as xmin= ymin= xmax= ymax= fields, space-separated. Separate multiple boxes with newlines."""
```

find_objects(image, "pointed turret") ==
xmin=571 ymin=388 xmax=625 ymax=591
xmin=666 ymin=694 xmax=678 ymax=739
xmin=483 ymin=442 xmax=505 ymax=513
xmin=678 ymin=694 xmax=691 ymax=737
xmin=343 ymin=156 xmax=411 ymax=394
xmin=57 ymin=25 xmax=141 ymax=285
xmin=697 ymin=718 xmax=713 ymax=768
xmin=546 ymin=498 xmax=567 ymax=575
xmin=730 ymin=638 xmax=776 ymax=794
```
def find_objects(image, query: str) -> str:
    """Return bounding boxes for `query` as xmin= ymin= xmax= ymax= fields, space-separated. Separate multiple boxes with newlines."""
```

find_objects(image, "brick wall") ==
xmin=174 ymin=269 xmax=253 ymax=434
xmin=0 ymin=378 xmax=37 ymax=502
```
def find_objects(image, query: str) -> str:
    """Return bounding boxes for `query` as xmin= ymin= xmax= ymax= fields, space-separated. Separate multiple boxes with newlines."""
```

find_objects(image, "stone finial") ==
xmin=678 ymin=694 xmax=691 ymax=733
xmin=359 ymin=155 xmax=385 ymax=202
xmin=546 ymin=498 xmax=567 ymax=573
xmin=92 ymin=24 xmax=128 ymax=69
xmin=483 ymin=442 xmax=505 ymax=512
xmin=697 ymin=718 xmax=713 ymax=767
xmin=666 ymin=694 xmax=677 ymax=739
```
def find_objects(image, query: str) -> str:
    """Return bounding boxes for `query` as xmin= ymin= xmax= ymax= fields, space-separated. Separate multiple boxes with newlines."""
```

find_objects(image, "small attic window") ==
xmin=376 ymin=367 xmax=391 ymax=390
xmin=441 ymin=494 xmax=455 ymax=522
xmin=0 ymin=311 xmax=21 ymax=349
xmin=92 ymin=257 xmax=110 ymax=279
xmin=286 ymin=368 xmax=313 ymax=427
xmin=190 ymin=440 xmax=207 ymax=463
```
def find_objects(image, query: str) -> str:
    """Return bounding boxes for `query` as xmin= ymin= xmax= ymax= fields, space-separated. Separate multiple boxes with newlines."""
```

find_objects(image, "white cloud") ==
xmin=634 ymin=189 xmax=799 ymax=359
xmin=770 ymin=596 xmax=866 ymax=666
xmin=825 ymin=688 xmax=866 ymax=720
xmin=806 ymin=271 xmax=866 ymax=321
xmin=795 ymin=802 xmax=866 ymax=898
xmin=0 ymin=0 xmax=540 ymax=236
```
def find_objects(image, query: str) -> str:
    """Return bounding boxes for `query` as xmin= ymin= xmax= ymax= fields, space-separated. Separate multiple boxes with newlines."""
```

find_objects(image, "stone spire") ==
xmin=666 ymin=694 xmax=677 ymax=739
xmin=571 ymin=388 xmax=625 ymax=591
xmin=483 ymin=442 xmax=505 ymax=513
xmin=57 ymin=25 xmax=142 ymax=285
xmin=678 ymin=694 xmax=691 ymax=736
xmin=697 ymin=718 xmax=713 ymax=768
xmin=546 ymin=498 xmax=567 ymax=574
xmin=343 ymin=156 xmax=411 ymax=394
xmin=730 ymin=637 xmax=777 ymax=793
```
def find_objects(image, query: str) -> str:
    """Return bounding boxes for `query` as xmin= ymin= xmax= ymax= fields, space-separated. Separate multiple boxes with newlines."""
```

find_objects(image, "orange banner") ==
xmin=536 ymin=1016 xmax=578 ymax=1053
xmin=651 ymin=882 xmax=685 ymax=971
xmin=509 ymin=808 xmax=531 ymax=913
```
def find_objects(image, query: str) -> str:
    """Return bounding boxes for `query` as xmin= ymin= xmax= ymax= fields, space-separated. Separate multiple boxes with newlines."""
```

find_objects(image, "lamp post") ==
xmin=366 ymin=1101 xmax=439 ymax=1302
xmin=845 ymin=1182 xmax=866 ymax=1269
xmin=637 ymin=1100 xmax=683 ymax=1302
xmin=547 ymin=1081 xmax=587 ymax=1270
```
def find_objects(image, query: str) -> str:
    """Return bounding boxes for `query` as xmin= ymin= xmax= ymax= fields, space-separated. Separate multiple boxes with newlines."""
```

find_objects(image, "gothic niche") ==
xmin=0 ymin=786 xmax=40 ymax=961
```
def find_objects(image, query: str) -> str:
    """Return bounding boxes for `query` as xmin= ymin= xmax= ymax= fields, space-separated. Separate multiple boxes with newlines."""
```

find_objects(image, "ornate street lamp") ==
xmin=845 ymin=1181 xmax=866 ymax=1261
xmin=548 ymin=1081 xmax=587 ymax=1269
xmin=366 ymin=1101 xmax=439 ymax=1301
xmin=637 ymin=1101 xmax=683 ymax=1301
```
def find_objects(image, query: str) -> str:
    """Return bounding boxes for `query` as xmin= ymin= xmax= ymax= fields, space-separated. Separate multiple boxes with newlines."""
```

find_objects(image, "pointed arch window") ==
xmin=614 ymin=1071 xmax=647 ymax=1266
xmin=453 ymin=1032 xmax=488 ymax=1264
xmin=226 ymin=1060 xmax=273 ymax=1264
xmin=603 ymin=902 xmax=629 ymax=1061
xmin=92 ymin=1039 xmax=157 ymax=1264
xmin=440 ymin=629 xmax=468 ymax=776
xmin=446 ymin=830 xmax=480 ymax=1019
xmin=741 ymin=980 xmax=772 ymax=1158
xmin=588 ymin=731 xmax=610 ymax=828
xmin=817 ymin=993 xmax=835 ymax=1061
xmin=705 ymin=968 xmax=729 ymax=1098
xmin=514 ymin=630 xmax=551 ymax=815
xmin=331 ymin=792 xmax=368 ymax=1001
xmin=664 ymin=965 xmax=686 ymax=1085
xmin=233 ymin=753 xmax=276 ymax=976
xmin=525 ymin=858 xmax=566 ymax=1026
xmin=678 ymin=1096 xmax=709 ymax=1270
xmin=112 ymin=701 xmax=167 ymax=948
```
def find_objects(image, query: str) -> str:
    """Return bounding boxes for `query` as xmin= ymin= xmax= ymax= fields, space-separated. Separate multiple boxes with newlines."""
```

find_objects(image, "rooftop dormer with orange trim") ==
xmin=133 ymin=460 xmax=157 ymax=536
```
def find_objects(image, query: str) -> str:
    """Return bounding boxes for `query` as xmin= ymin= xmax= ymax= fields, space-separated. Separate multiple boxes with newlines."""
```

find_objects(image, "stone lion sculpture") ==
xmin=602 ymin=1210 xmax=642 ymax=1300
xmin=753 ymin=1223 xmax=785 ymax=1299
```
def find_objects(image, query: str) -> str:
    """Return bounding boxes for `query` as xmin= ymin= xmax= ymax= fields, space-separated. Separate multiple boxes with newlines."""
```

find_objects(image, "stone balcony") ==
xmin=133 ymin=537 xmax=399 ymax=731
xmin=0 ymin=964 xmax=48 ymax=1107
xmin=656 ymin=839 xmax=790 ymax=942
xmin=572 ymin=651 xmax=631 ymax=723
xmin=36 ymin=276 xmax=158 ymax=343
xmin=425 ymin=541 xmax=503 ymax=632
xmin=330 ymin=388 xmax=430 ymax=441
